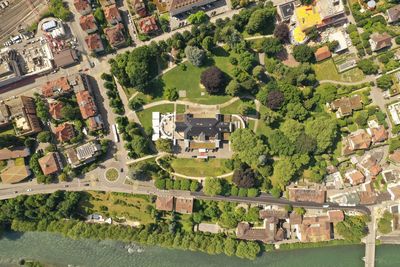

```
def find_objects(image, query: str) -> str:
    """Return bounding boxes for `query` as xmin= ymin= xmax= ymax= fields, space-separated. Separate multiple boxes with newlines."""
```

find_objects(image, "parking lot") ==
xmin=170 ymin=0 xmax=229 ymax=30
xmin=0 ymin=0 xmax=46 ymax=44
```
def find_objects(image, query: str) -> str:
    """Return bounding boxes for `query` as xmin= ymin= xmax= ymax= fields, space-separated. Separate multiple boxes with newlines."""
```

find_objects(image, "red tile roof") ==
xmin=41 ymin=77 xmax=71 ymax=98
xmin=49 ymin=101 xmax=64 ymax=120
xmin=175 ymin=197 xmax=193 ymax=214
xmin=314 ymin=46 xmax=331 ymax=62
xmin=370 ymin=126 xmax=388 ymax=143
xmin=85 ymin=33 xmax=104 ymax=51
xmin=288 ymin=188 xmax=326 ymax=204
xmin=327 ymin=210 xmax=344 ymax=223
xmin=155 ymin=196 xmax=174 ymax=211
xmin=54 ymin=123 xmax=75 ymax=143
xmin=138 ymin=16 xmax=159 ymax=34
xmin=38 ymin=152 xmax=62 ymax=176
xmin=390 ymin=150 xmax=400 ymax=164
xmin=74 ymin=0 xmax=91 ymax=14
xmin=79 ymin=14 xmax=97 ymax=32
xmin=104 ymin=24 xmax=125 ymax=47
xmin=345 ymin=169 xmax=365 ymax=186
xmin=76 ymin=90 xmax=97 ymax=119
xmin=104 ymin=4 xmax=121 ymax=23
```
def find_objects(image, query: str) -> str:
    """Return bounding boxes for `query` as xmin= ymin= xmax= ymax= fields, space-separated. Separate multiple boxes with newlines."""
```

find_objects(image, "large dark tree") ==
xmin=233 ymin=167 xmax=256 ymax=188
xmin=0 ymin=134 xmax=23 ymax=148
xmin=293 ymin=44 xmax=315 ymax=63
xmin=267 ymin=90 xmax=284 ymax=110
xmin=200 ymin=66 xmax=227 ymax=94
xmin=273 ymin=23 xmax=290 ymax=42
xmin=262 ymin=37 xmax=283 ymax=57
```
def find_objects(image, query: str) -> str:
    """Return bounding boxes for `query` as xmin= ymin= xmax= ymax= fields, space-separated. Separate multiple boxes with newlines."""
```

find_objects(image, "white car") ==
xmin=26 ymin=188 xmax=32 ymax=192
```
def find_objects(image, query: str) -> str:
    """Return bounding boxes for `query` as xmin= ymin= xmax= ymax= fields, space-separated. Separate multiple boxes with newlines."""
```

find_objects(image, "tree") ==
xmin=232 ymin=167 xmax=256 ymax=188
xmin=336 ymin=215 xmax=368 ymax=242
xmin=238 ymin=51 xmax=256 ymax=73
xmin=184 ymin=46 xmax=206 ymax=67
xmin=293 ymin=44 xmax=315 ymax=63
xmin=377 ymin=74 xmax=393 ymax=90
xmin=274 ymin=23 xmax=290 ymax=42
xmin=37 ymin=131 xmax=52 ymax=143
xmin=224 ymin=238 xmax=237 ymax=256
xmin=354 ymin=111 xmax=369 ymax=127
xmin=230 ymin=128 xmax=268 ymax=168
xmin=202 ymin=36 xmax=214 ymax=51
xmin=190 ymin=180 xmax=200 ymax=192
xmin=285 ymin=102 xmax=309 ymax=121
xmin=187 ymin=11 xmax=209 ymax=25
xmin=260 ymin=107 xmax=281 ymax=125
xmin=61 ymin=105 xmax=80 ymax=120
xmin=49 ymin=0 xmax=71 ymax=21
xmin=203 ymin=177 xmax=223 ymax=196
xmin=273 ymin=158 xmax=297 ymax=187
xmin=305 ymin=117 xmax=338 ymax=154
xmin=0 ymin=135 xmax=23 ymax=148
xmin=246 ymin=8 xmax=276 ymax=35
xmin=219 ymin=212 xmax=238 ymax=228
xmin=155 ymin=139 xmax=172 ymax=153
xmin=328 ymin=40 xmax=339 ymax=52
xmin=93 ymin=8 xmax=106 ymax=25
xmin=378 ymin=211 xmax=393 ymax=234
xmin=235 ymin=241 xmax=260 ymax=260
xmin=267 ymin=90 xmax=284 ymax=110
xmin=262 ymin=37 xmax=283 ymax=56
xmin=294 ymin=207 xmax=306 ymax=216
xmin=280 ymin=119 xmax=304 ymax=142
xmin=225 ymin=80 xmax=242 ymax=96
xmin=357 ymin=59 xmax=379 ymax=75
xmin=200 ymin=66 xmax=227 ymax=94
xmin=252 ymin=65 xmax=266 ymax=81
xmin=163 ymin=87 xmax=179 ymax=101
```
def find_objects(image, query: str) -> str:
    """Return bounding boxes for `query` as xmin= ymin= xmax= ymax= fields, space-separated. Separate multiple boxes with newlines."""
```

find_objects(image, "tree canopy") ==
xmin=200 ymin=66 xmax=227 ymax=94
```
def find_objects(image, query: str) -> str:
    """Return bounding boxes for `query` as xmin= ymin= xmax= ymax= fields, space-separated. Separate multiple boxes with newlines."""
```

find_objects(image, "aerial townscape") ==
xmin=1 ymin=0 xmax=400 ymax=266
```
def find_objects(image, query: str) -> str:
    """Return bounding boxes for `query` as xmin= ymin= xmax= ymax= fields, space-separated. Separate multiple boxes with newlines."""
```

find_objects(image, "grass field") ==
xmin=313 ymin=59 xmax=365 ymax=82
xmin=145 ymin=47 xmax=235 ymax=105
xmin=170 ymin=158 xmax=233 ymax=177
xmin=105 ymin=168 xmax=119 ymax=181
xmin=85 ymin=191 xmax=154 ymax=224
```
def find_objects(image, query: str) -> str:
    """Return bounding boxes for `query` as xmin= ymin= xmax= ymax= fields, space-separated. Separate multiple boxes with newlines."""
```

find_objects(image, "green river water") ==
xmin=0 ymin=231 xmax=399 ymax=267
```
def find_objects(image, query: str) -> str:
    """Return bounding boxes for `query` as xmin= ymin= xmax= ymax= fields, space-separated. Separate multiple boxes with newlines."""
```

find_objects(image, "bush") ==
xmin=293 ymin=44 xmax=314 ymax=63
xmin=200 ymin=66 xmax=227 ymax=95
xmin=163 ymin=87 xmax=179 ymax=101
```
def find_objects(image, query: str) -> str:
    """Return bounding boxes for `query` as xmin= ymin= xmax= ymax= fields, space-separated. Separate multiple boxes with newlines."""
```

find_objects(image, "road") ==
xmin=364 ymin=208 xmax=376 ymax=267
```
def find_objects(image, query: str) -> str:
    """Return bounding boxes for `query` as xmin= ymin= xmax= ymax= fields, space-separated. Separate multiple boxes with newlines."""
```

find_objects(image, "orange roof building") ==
xmin=390 ymin=150 xmax=400 ymax=165
xmin=76 ymin=90 xmax=97 ymax=119
xmin=345 ymin=169 xmax=365 ymax=186
xmin=79 ymin=14 xmax=98 ymax=34
xmin=138 ymin=16 xmax=159 ymax=34
xmin=314 ymin=46 xmax=331 ymax=62
xmin=85 ymin=33 xmax=104 ymax=52
xmin=104 ymin=4 xmax=122 ymax=25
xmin=369 ymin=126 xmax=388 ymax=143
xmin=38 ymin=152 xmax=62 ymax=176
xmin=54 ymin=123 xmax=75 ymax=143
xmin=175 ymin=197 xmax=193 ymax=214
xmin=49 ymin=101 xmax=64 ymax=120
xmin=155 ymin=195 xmax=174 ymax=211
xmin=74 ymin=0 xmax=92 ymax=15
xmin=104 ymin=24 xmax=126 ymax=47
xmin=41 ymin=77 xmax=72 ymax=98
xmin=288 ymin=188 xmax=326 ymax=204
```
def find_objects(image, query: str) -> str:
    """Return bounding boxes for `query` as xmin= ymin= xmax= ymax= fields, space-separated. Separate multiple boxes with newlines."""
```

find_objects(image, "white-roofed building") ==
xmin=328 ymin=31 xmax=348 ymax=53
xmin=42 ymin=20 xmax=58 ymax=32
xmin=152 ymin=112 xmax=160 ymax=141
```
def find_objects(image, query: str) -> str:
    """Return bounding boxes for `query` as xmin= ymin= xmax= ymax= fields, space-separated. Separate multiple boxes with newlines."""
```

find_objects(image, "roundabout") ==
xmin=105 ymin=168 xmax=119 ymax=182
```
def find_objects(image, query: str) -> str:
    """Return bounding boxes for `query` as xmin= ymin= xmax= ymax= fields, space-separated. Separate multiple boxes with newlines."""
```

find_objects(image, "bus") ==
xmin=112 ymin=124 xmax=119 ymax=143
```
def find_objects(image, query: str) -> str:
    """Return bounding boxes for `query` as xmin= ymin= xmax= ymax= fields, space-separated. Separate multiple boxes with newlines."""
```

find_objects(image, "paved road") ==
xmin=364 ymin=208 xmax=376 ymax=267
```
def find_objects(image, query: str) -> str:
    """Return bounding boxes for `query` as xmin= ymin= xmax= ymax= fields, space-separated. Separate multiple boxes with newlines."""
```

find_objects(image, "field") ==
xmin=84 ymin=191 xmax=155 ymax=224
xmin=170 ymin=158 xmax=233 ymax=177
xmin=145 ymin=47 xmax=235 ymax=105
xmin=313 ymin=59 xmax=365 ymax=82
xmin=137 ymin=104 xmax=175 ymax=129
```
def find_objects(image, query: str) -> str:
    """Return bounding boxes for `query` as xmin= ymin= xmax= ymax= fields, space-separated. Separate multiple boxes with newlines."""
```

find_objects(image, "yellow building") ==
xmin=295 ymin=5 xmax=322 ymax=32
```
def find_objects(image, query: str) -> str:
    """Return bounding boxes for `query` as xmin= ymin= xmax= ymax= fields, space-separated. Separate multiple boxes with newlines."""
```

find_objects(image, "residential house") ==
xmin=166 ymin=0 xmax=218 ymax=16
xmin=85 ymin=33 xmax=105 ymax=53
xmin=88 ymin=115 xmax=104 ymax=132
xmin=367 ymin=125 xmax=388 ymax=143
xmin=327 ymin=210 xmax=345 ymax=223
xmin=0 ymin=146 xmax=30 ymax=161
xmin=345 ymin=169 xmax=365 ymax=186
xmin=79 ymin=14 xmax=98 ymax=34
xmin=175 ymin=197 xmax=194 ymax=214
xmin=325 ymin=171 xmax=344 ymax=190
xmin=288 ymin=187 xmax=326 ymax=204
xmin=3 ymin=96 xmax=42 ymax=137
xmin=236 ymin=217 xmax=282 ymax=243
xmin=49 ymin=101 xmax=64 ymax=120
xmin=369 ymin=32 xmax=392 ymax=52
xmin=65 ymin=141 xmax=102 ymax=168
xmin=104 ymin=24 xmax=126 ymax=47
xmin=359 ymin=182 xmax=377 ymax=205
xmin=104 ymin=4 xmax=122 ymax=25
xmin=297 ymin=216 xmax=332 ymax=242
xmin=74 ymin=0 xmax=92 ymax=15
xmin=314 ymin=46 xmax=331 ymax=62
xmin=389 ymin=150 xmax=400 ymax=165
xmin=138 ymin=16 xmax=159 ymax=34
xmin=387 ymin=4 xmax=400 ymax=23
xmin=38 ymin=152 xmax=63 ymax=176
xmin=388 ymin=183 xmax=400 ymax=201
xmin=259 ymin=209 xmax=288 ymax=220
xmin=41 ymin=76 xmax=72 ymax=98
xmin=390 ymin=205 xmax=400 ymax=231
xmin=382 ymin=170 xmax=399 ymax=184
xmin=76 ymin=90 xmax=97 ymax=119
xmin=343 ymin=129 xmax=371 ymax=155
xmin=54 ymin=123 xmax=75 ymax=143
xmin=132 ymin=0 xmax=147 ymax=18
xmin=330 ymin=95 xmax=362 ymax=118
xmin=155 ymin=195 xmax=174 ymax=211
xmin=358 ymin=153 xmax=382 ymax=178
xmin=0 ymin=165 xmax=31 ymax=184
xmin=68 ymin=73 xmax=91 ymax=93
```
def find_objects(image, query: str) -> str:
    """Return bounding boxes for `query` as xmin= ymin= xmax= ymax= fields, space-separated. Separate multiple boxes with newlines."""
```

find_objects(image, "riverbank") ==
xmin=1 ymin=231 xmax=400 ymax=267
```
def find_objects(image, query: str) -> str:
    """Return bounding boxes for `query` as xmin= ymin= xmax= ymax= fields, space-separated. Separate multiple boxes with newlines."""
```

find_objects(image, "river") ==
xmin=0 ymin=231 xmax=399 ymax=267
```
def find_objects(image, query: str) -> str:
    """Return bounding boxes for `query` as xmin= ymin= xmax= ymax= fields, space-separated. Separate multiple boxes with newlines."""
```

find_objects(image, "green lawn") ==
xmin=105 ymin=168 xmax=119 ymax=181
xmin=171 ymin=158 xmax=232 ymax=177
xmin=84 ymin=191 xmax=154 ymax=224
xmin=145 ymin=47 xmax=235 ymax=105
xmin=0 ymin=126 xmax=15 ymax=136
xmin=137 ymin=104 xmax=175 ymax=129
xmin=14 ymin=158 xmax=25 ymax=166
xmin=313 ymin=59 xmax=365 ymax=82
